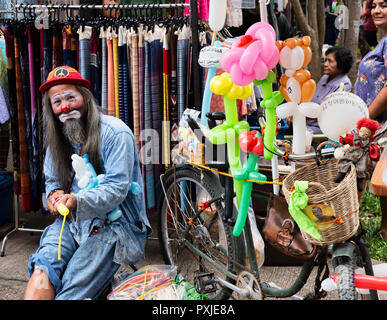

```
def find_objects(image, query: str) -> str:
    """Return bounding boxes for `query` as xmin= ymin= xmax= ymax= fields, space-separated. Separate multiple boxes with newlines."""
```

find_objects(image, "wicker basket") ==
xmin=282 ymin=158 xmax=360 ymax=245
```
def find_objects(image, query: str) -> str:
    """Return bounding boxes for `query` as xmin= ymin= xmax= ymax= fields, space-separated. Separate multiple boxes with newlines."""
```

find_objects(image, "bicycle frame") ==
xmin=161 ymin=163 xmax=379 ymax=300
xmin=162 ymin=164 xmax=318 ymax=298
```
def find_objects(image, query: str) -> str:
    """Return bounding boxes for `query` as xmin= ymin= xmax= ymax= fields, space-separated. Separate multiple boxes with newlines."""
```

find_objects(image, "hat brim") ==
xmin=39 ymin=78 xmax=92 ymax=94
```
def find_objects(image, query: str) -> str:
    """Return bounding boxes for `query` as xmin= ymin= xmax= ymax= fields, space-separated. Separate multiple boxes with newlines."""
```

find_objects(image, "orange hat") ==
xmin=39 ymin=66 xmax=91 ymax=94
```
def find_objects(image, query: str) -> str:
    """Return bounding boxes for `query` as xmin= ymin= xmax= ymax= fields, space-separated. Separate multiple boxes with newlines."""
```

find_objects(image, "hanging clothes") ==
xmin=176 ymin=24 xmax=190 ymax=121
xmin=90 ymin=28 xmax=100 ymax=105
xmin=118 ymin=26 xmax=127 ymax=124
xmin=162 ymin=30 xmax=170 ymax=168
xmin=3 ymin=27 xmax=20 ymax=194
xmin=19 ymin=29 xmax=39 ymax=211
xmin=130 ymin=29 xmax=140 ymax=153
xmin=99 ymin=27 xmax=108 ymax=114
xmin=125 ymin=28 xmax=133 ymax=130
xmin=62 ymin=25 xmax=77 ymax=69
xmin=169 ymin=27 xmax=179 ymax=150
xmin=137 ymin=25 xmax=146 ymax=196
xmin=78 ymin=26 xmax=92 ymax=81
xmin=43 ymin=29 xmax=52 ymax=82
xmin=14 ymin=32 xmax=31 ymax=212
xmin=143 ymin=37 xmax=156 ymax=212
xmin=118 ymin=26 xmax=125 ymax=122
xmin=149 ymin=26 xmax=164 ymax=198
xmin=112 ymin=29 xmax=120 ymax=118
xmin=106 ymin=27 xmax=115 ymax=117
xmin=27 ymin=25 xmax=41 ymax=211
xmin=52 ymin=26 xmax=63 ymax=69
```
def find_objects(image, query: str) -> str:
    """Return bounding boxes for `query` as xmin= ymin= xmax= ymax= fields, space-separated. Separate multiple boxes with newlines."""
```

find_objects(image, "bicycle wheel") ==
xmin=334 ymin=257 xmax=356 ymax=300
xmin=158 ymin=166 xmax=243 ymax=300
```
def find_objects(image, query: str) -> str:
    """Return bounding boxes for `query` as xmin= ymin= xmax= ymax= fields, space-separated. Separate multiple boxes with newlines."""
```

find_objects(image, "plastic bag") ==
xmin=107 ymin=265 xmax=177 ymax=300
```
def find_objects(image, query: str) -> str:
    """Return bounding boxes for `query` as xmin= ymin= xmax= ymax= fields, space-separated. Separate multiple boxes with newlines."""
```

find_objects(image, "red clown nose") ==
xmin=61 ymin=105 xmax=71 ymax=113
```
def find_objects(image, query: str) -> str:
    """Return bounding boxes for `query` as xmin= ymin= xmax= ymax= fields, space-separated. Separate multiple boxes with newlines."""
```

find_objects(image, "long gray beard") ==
xmin=62 ymin=119 xmax=86 ymax=144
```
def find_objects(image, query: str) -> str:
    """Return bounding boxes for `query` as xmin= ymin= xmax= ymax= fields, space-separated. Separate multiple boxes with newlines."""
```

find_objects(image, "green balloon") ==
xmin=254 ymin=71 xmax=284 ymax=160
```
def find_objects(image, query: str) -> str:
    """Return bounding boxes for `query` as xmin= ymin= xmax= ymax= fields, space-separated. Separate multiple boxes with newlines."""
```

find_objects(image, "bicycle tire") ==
xmin=334 ymin=257 xmax=357 ymax=300
xmin=158 ymin=166 xmax=243 ymax=300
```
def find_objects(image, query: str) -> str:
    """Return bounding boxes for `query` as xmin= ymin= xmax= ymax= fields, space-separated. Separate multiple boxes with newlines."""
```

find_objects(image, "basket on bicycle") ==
xmin=282 ymin=158 xmax=360 ymax=245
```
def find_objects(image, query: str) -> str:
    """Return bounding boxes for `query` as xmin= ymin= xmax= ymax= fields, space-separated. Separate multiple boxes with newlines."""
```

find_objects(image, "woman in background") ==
xmin=354 ymin=0 xmax=387 ymax=238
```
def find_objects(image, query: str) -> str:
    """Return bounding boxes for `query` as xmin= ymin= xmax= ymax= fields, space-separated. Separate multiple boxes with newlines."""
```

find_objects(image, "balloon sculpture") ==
xmin=209 ymin=72 xmax=252 ymax=206
xmin=275 ymin=37 xmax=320 ymax=154
xmin=254 ymin=71 xmax=284 ymax=160
xmin=200 ymin=0 xmax=228 ymax=126
xmin=221 ymin=22 xmax=279 ymax=87
xmin=233 ymin=131 xmax=267 ymax=237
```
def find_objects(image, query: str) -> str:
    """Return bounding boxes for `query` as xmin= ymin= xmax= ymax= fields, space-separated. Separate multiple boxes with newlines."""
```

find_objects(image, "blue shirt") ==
xmin=354 ymin=35 xmax=387 ymax=122
xmin=306 ymin=74 xmax=352 ymax=133
xmin=44 ymin=114 xmax=152 ymax=266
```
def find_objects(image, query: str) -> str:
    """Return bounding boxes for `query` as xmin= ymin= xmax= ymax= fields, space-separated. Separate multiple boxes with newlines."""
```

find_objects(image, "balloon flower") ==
xmin=275 ymin=37 xmax=320 ymax=154
xmin=209 ymin=72 xmax=252 ymax=206
xmin=253 ymin=71 xmax=284 ymax=160
xmin=221 ymin=22 xmax=279 ymax=86
xmin=233 ymin=130 xmax=267 ymax=237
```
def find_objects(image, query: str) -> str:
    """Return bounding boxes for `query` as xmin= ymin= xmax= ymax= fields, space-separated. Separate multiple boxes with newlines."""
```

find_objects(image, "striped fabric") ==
xmin=106 ymin=28 xmax=115 ymax=117
xmin=176 ymin=25 xmax=190 ymax=121
xmin=126 ymin=31 xmax=133 ymax=130
xmin=169 ymin=28 xmax=179 ymax=148
xmin=144 ymin=40 xmax=155 ymax=211
xmin=131 ymin=33 xmax=140 ymax=152
xmin=78 ymin=26 xmax=92 ymax=81
xmin=90 ymin=29 xmax=100 ymax=105
xmin=100 ymin=28 xmax=108 ymax=114
xmin=162 ymin=31 xmax=170 ymax=168
xmin=113 ymin=34 xmax=119 ymax=118
xmin=118 ymin=27 xmax=125 ymax=123
xmin=27 ymin=25 xmax=41 ymax=211
xmin=15 ymin=34 xmax=31 ymax=212
xmin=150 ymin=37 xmax=162 ymax=197
xmin=19 ymin=31 xmax=38 ymax=211
xmin=137 ymin=26 xmax=146 ymax=198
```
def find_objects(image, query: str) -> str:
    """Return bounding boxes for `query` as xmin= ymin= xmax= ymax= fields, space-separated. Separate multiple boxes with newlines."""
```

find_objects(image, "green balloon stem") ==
xmin=264 ymin=108 xmax=276 ymax=160
xmin=233 ymin=153 xmax=267 ymax=237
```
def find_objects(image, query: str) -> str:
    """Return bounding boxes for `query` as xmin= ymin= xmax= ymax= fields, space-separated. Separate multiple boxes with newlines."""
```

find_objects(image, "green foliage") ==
xmin=359 ymin=186 xmax=387 ymax=262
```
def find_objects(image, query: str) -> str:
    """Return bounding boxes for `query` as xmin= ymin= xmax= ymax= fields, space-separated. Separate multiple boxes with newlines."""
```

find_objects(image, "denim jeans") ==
xmin=28 ymin=216 xmax=120 ymax=300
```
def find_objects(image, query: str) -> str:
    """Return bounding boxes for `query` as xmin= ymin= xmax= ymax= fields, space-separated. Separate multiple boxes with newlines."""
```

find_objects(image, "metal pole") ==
xmin=15 ymin=3 xmax=189 ymax=11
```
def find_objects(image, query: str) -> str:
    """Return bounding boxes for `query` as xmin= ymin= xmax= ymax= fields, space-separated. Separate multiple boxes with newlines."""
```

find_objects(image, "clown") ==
xmin=24 ymin=66 xmax=151 ymax=300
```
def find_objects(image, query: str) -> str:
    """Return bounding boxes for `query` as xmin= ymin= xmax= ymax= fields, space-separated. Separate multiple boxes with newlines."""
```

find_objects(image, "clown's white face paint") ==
xmin=58 ymin=110 xmax=82 ymax=123
xmin=48 ymin=85 xmax=85 ymax=119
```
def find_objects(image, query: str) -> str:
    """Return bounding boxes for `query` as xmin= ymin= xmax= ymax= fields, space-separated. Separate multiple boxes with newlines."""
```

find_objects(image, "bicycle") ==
xmin=157 ymin=112 xmax=387 ymax=300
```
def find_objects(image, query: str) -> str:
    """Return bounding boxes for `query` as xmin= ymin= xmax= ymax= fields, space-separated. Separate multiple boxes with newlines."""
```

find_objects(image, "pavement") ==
xmin=0 ymin=201 xmax=386 ymax=301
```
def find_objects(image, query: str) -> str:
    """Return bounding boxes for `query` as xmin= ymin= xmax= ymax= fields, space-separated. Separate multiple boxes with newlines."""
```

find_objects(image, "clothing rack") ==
xmin=0 ymin=0 xmax=200 ymax=256
xmin=13 ymin=1 xmax=201 ymax=106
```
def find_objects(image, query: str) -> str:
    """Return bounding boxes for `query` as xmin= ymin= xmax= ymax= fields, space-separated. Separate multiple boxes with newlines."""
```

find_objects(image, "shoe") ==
xmin=334 ymin=172 xmax=346 ymax=183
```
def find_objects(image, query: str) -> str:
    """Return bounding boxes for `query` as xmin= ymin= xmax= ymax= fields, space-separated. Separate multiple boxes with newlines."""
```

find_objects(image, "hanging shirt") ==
xmin=354 ymin=36 xmax=387 ymax=123
xmin=43 ymin=114 xmax=152 ymax=266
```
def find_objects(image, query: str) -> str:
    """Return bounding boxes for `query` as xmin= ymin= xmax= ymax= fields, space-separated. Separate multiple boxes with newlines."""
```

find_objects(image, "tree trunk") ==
xmin=289 ymin=0 xmax=325 ymax=82
xmin=345 ymin=0 xmax=362 ymax=85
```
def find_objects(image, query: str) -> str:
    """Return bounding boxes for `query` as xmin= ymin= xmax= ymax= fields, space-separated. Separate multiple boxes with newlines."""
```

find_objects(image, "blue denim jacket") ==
xmin=44 ymin=114 xmax=152 ymax=266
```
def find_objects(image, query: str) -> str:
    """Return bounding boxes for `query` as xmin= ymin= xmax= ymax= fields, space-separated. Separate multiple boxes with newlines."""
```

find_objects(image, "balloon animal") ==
xmin=275 ymin=36 xmax=320 ymax=155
